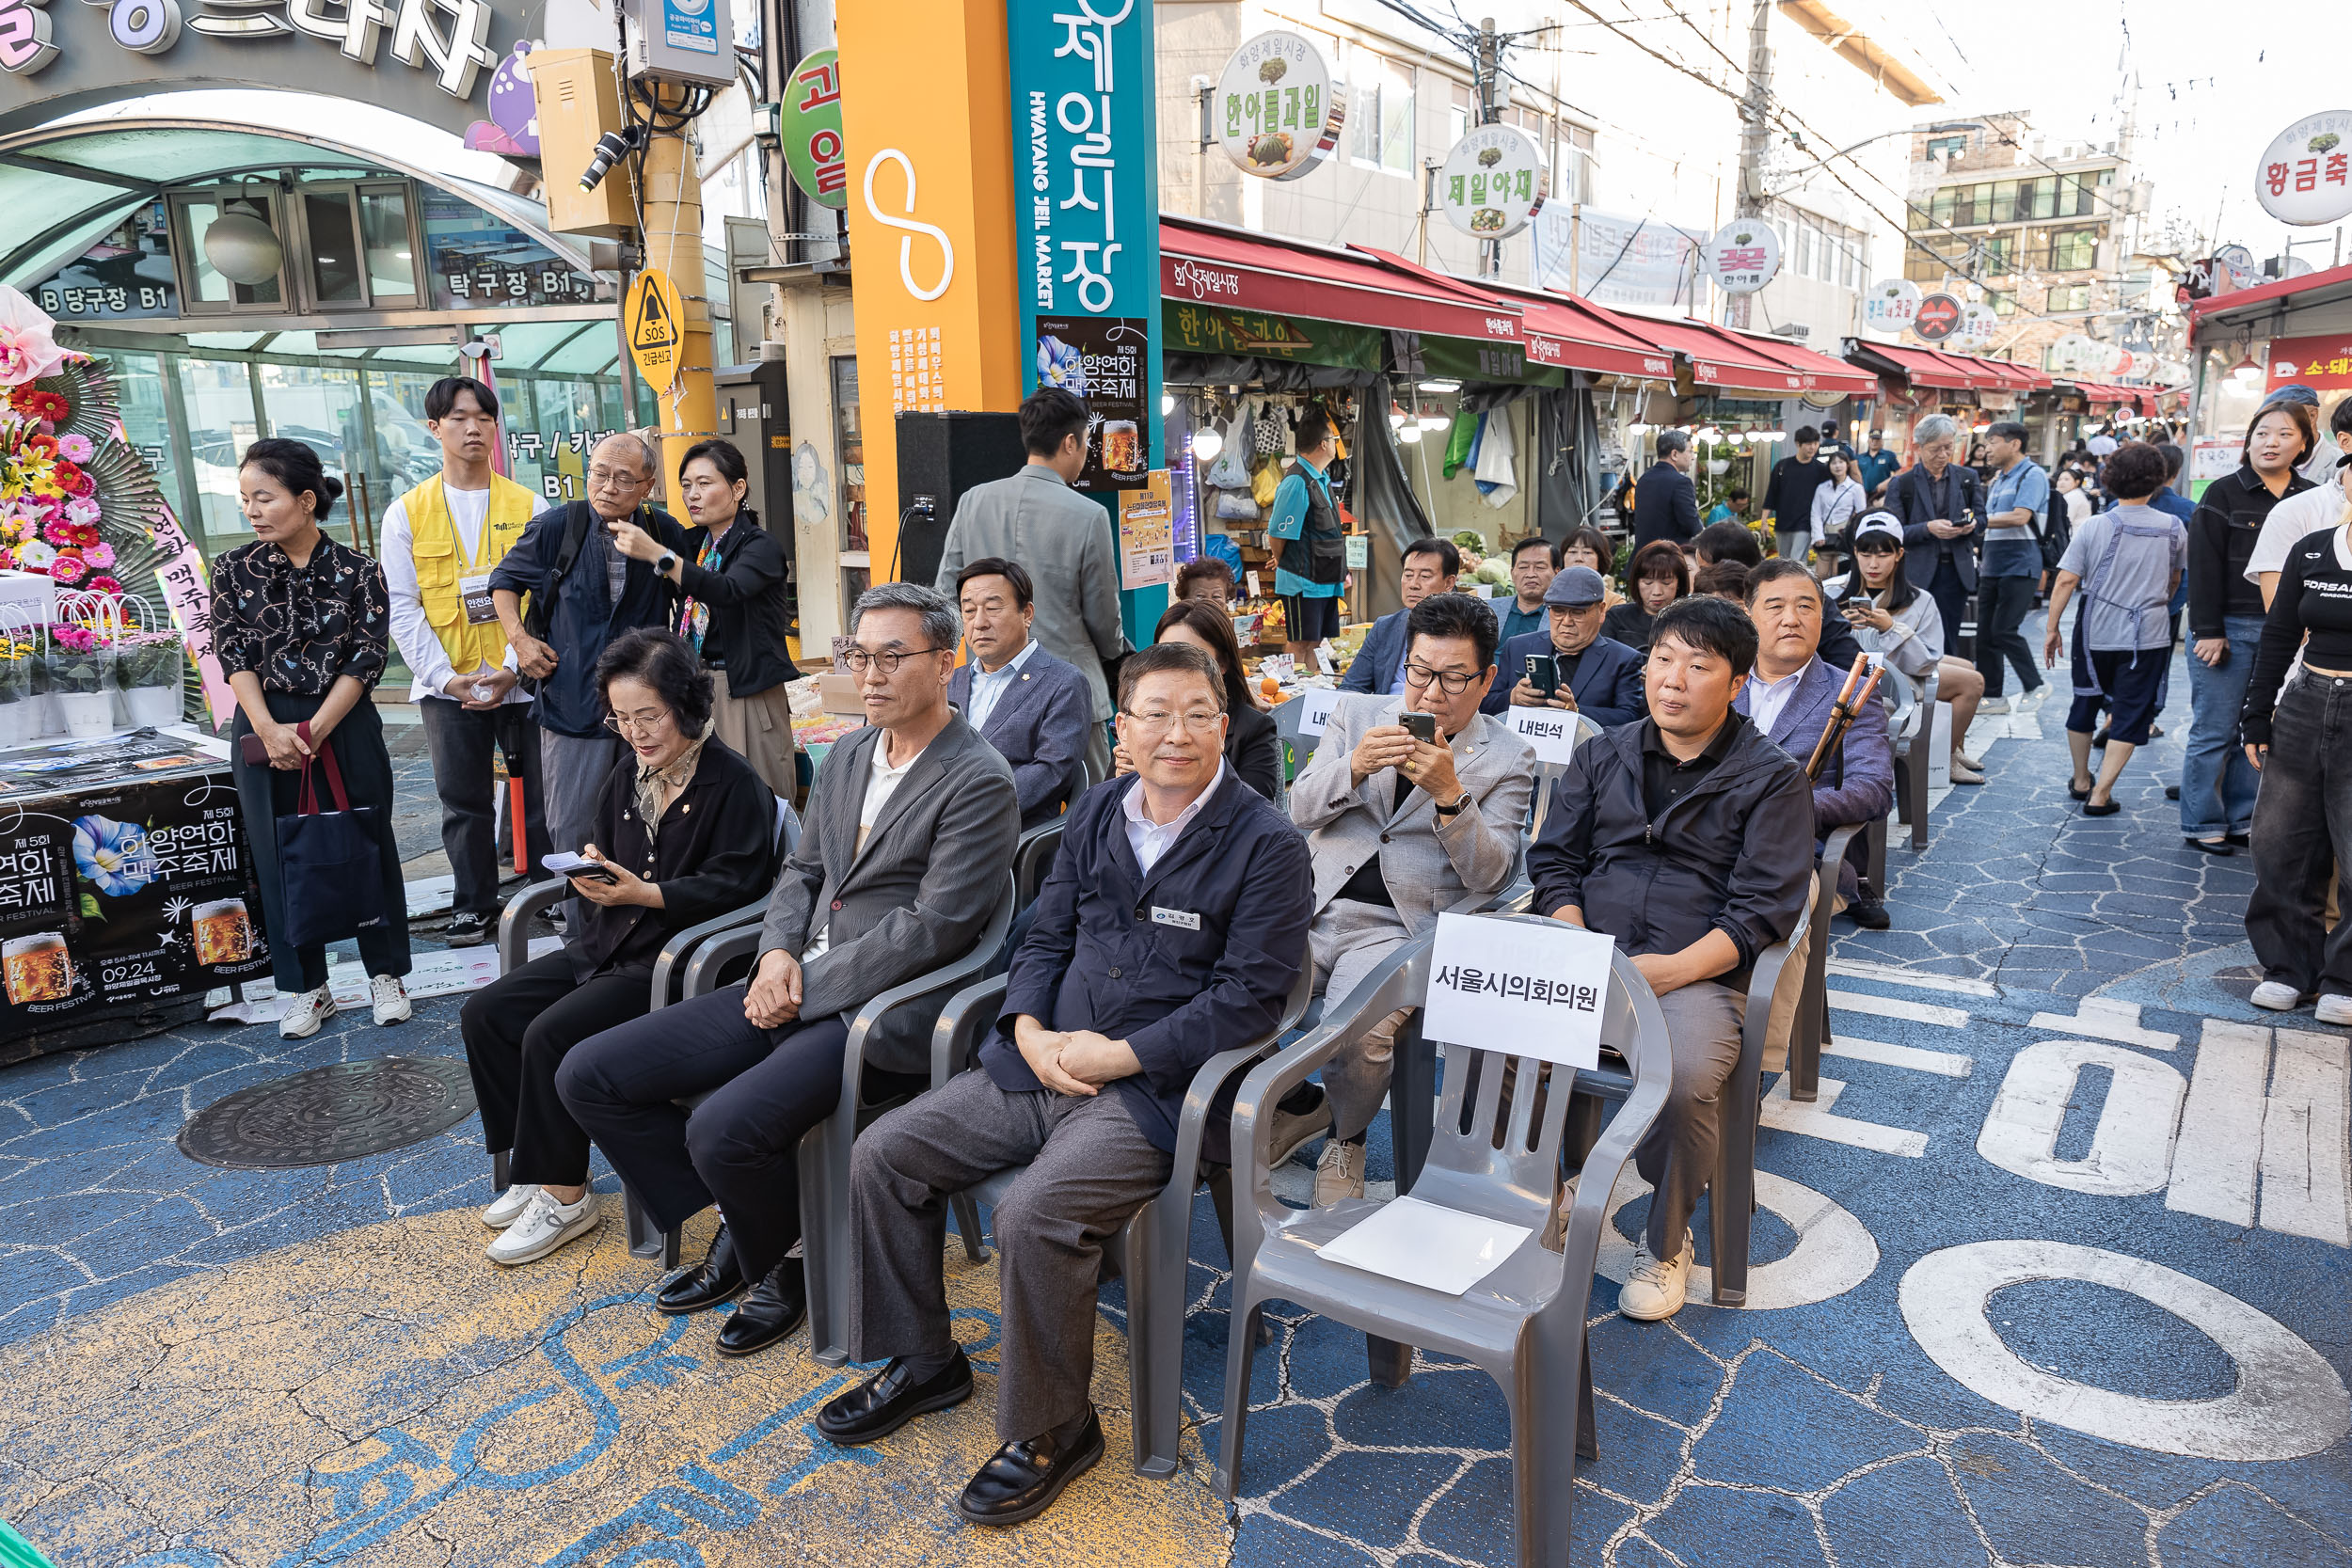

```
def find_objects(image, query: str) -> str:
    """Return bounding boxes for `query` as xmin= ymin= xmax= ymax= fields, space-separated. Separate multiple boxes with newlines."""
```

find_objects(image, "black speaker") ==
xmin=894 ymin=410 xmax=1026 ymax=587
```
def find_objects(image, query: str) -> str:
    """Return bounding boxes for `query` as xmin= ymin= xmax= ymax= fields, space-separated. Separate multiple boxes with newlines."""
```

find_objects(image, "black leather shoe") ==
xmin=2226 ymin=832 xmax=2251 ymax=847
xmin=656 ymin=1224 xmax=745 ymax=1314
xmin=1845 ymin=897 xmax=1891 ymax=930
xmin=816 ymin=1347 xmax=974 ymax=1445
xmin=716 ymin=1258 xmax=806 ymax=1356
xmin=2185 ymin=836 xmax=2235 ymax=856
xmin=956 ymin=1407 xmax=1105 ymax=1527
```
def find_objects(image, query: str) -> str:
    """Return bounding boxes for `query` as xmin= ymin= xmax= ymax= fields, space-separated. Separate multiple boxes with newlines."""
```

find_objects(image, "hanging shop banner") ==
xmin=1417 ymin=336 xmax=1565 ymax=389
xmin=1703 ymin=218 xmax=1780 ymax=294
xmin=1529 ymin=207 xmax=1703 ymax=309
xmin=2254 ymin=110 xmax=2352 ymax=227
xmin=1958 ymin=303 xmax=1998 ymax=351
xmin=1912 ymin=293 xmax=1962 ymax=342
xmin=1438 ymin=124 xmax=1547 ymax=240
xmin=1118 ymin=470 xmax=1173 ymax=589
xmin=1162 ymin=304 xmax=1384 ymax=370
xmin=0 ymin=760 xmax=271 ymax=1052
xmin=626 ymin=267 xmax=687 ymax=393
xmin=779 ymin=48 xmax=848 ymax=210
xmin=1861 ymin=278 xmax=1920 ymax=337
xmin=1008 ymin=0 xmax=1162 ymax=490
xmin=2265 ymin=332 xmax=2352 ymax=394
xmin=1214 ymin=30 xmax=1342 ymax=182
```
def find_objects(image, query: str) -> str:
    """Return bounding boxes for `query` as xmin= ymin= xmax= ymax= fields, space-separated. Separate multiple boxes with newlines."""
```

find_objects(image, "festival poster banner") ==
xmin=1118 ymin=469 xmax=1172 ymax=590
xmin=1037 ymin=313 xmax=1149 ymax=490
xmin=0 ymin=766 xmax=270 ymax=1044
xmin=146 ymin=504 xmax=232 ymax=727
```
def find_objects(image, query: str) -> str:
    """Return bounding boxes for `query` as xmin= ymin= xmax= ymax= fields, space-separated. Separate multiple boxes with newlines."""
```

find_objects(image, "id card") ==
xmin=461 ymin=574 xmax=499 ymax=626
xmin=1151 ymin=907 xmax=1201 ymax=930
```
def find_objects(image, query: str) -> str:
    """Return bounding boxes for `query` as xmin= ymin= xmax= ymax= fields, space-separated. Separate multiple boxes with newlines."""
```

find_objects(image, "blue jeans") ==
xmin=2180 ymin=613 xmax=2265 ymax=839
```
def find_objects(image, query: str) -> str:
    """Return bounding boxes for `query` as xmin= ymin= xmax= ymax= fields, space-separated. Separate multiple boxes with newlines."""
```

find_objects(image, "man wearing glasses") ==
xmin=558 ymin=583 xmax=1020 ymax=1359
xmin=1288 ymin=593 xmax=1535 ymax=1204
xmin=1887 ymin=414 xmax=1986 ymax=660
xmin=491 ymin=433 xmax=695 ymax=900
xmin=817 ymin=641 xmax=1311 ymax=1528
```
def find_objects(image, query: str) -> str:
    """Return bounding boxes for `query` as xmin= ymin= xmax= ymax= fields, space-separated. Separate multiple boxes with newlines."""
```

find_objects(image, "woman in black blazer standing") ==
xmin=608 ymin=438 xmax=802 ymax=800
xmin=1117 ymin=597 xmax=1281 ymax=799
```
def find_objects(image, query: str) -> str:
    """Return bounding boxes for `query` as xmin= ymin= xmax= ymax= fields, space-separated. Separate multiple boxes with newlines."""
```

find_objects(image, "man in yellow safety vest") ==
xmin=381 ymin=375 xmax=549 ymax=946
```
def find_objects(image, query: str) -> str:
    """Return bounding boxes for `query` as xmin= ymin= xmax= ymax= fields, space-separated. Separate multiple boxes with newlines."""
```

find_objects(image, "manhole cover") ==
xmin=178 ymin=1057 xmax=477 ymax=1169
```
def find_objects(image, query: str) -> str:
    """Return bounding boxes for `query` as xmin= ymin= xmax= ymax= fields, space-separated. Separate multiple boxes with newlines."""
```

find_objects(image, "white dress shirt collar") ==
xmin=1748 ymin=662 xmax=1808 ymax=738
xmin=1122 ymin=760 xmax=1227 ymax=875
xmin=965 ymin=637 xmax=1039 ymax=730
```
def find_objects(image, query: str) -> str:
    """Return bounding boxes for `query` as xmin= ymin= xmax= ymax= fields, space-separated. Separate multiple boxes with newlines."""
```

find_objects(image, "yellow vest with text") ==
xmin=404 ymin=473 xmax=538 ymax=676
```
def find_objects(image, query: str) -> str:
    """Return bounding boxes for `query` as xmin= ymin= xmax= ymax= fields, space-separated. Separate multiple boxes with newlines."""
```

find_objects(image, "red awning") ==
xmin=1159 ymin=218 xmax=1520 ymax=344
xmin=1611 ymin=315 xmax=1810 ymax=394
xmin=2064 ymin=381 xmax=2137 ymax=406
xmin=1709 ymin=326 xmax=1878 ymax=397
xmin=1849 ymin=341 xmax=1981 ymax=390
xmin=1467 ymin=282 xmax=1677 ymax=379
xmin=1937 ymin=351 xmax=2051 ymax=391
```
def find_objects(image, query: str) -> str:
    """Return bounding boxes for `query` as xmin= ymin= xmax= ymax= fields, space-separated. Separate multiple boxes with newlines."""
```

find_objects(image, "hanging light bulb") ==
xmin=1161 ymin=393 xmax=1176 ymax=416
xmin=1390 ymin=404 xmax=1408 ymax=429
xmin=2226 ymin=354 xmax=2264 ymax=388
xmin=1399 ymin=423 xmax=1425 ymax=444
xmin=1191 ymin=426 xmax=1224 ymax=462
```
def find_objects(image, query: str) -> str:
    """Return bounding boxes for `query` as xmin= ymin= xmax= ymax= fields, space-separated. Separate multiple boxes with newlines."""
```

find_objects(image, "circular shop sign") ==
xmin=2254 ymin=110 xmax=2352 ymax=227
xmin=780 ymin=48 xmax=848 ymax=210
xmin=1913 ymin=292 xmax=1963 ymax=341
xmin=1438 ymin=123 xmax=1549 ymax=239
xmin=1958 ymin=302 xmax=1999 ymax=350
xmin=1861 ymin=277 xmax=1921 ymax=336
xmin=1216 ymin=31 xmax=1343 ymax=182
xmin=1704 ymin=218 xmax=1781 ymax=294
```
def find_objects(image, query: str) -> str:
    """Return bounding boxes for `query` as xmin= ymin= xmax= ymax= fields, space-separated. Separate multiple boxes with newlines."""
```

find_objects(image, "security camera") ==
xmin=580 ymin=128 xmax=647 ymax=192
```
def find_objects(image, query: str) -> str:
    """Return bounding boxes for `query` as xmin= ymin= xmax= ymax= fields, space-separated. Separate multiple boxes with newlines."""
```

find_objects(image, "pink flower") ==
xmin=86 ymin=575 xmax=120 ymax=594
xmin=0 ymin=285 xmax=66 ymax=388
xmin=55 ymin=434 xmax=91 ymax=463
xmin=81 ymin=541 xmax=112 ymax=569
xmin=48 ymin=554 xmax=86 ymax=585
xmin=40 ymin=519 xmax=72 ymax=548
xmin=0 ymin=549 xmax=18 ymax=571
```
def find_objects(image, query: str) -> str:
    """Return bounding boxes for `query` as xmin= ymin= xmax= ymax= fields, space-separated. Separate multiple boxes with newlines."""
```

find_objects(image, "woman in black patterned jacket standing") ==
xmin=214 ymin=438 xmax=412 ymax=1039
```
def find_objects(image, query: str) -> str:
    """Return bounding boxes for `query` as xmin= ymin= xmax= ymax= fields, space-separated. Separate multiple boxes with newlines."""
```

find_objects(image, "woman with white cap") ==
xmin=1823 ymin=512 xmax=1987 ymax=784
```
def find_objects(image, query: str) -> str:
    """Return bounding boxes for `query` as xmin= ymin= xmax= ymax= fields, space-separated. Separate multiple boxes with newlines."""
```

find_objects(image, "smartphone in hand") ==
xmin=1401 ymin=710 xmax=1438 ymax=745
xmin=1524 ymin=653 xmax=1560 ymax=699
xmin=543 ymin=850 xmax=618 ymax=885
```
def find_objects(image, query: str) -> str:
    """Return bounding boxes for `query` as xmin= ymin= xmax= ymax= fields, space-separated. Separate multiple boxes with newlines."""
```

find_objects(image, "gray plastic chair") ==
xmin=1789 ymin=820 xmax=1868 ymax=1103
xmin=1884 ymin=665 xmax=1939 ymax=851
xmin=1217 ymin=923 xmax=1674 ymax=1568
xmin=926 ymin=948 xmax=1313 ymax=1478
xmin=1012 ymin=819 xmax=1066 ymax=910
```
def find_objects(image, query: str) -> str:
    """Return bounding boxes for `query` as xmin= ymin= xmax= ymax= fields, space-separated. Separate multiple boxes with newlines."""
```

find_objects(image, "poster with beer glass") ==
xmin=1033 ymin=315 xmax=1152 ymax=490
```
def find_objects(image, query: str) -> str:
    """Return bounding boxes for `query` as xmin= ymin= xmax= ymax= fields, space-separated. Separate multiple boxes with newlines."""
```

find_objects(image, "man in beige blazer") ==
xmin=1289 ymin=592 xmax=1536 ymax=1203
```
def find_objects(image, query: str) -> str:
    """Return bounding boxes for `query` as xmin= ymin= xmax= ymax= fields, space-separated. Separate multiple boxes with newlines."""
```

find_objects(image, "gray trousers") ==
xmin=850 ymin=1068 xmax=1170 ymax=1442
xmin=1309 ymin=898 xmax=1417 ymax=1140
xmin=1635 ymin=980 xmax=1746 ymax=1260
xmin=540 ymin=728 xmax=623 ymax=924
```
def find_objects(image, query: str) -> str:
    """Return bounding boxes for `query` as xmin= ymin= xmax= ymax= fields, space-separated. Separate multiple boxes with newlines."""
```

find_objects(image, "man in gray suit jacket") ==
xmin=560 ymin=582 xmax=1020 ymax=1358
xmin=934 ymin=388 xmax=1132 ymax=777
xmin=947 ymin=557 xmax=1093 ymax=829
xmin=1292 ymin=594 xmax=1535 ymax=1204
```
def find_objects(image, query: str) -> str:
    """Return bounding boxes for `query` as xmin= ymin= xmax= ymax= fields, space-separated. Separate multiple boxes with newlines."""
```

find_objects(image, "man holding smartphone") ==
xmin=1485 ymin=566 xmax=1645 ymax=728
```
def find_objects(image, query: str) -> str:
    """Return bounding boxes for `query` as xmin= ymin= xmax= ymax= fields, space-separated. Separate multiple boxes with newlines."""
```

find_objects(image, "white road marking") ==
xmin=1826 ymin=1034 xmax=1974 ymax=1077
xmin=1597 ymin=1167 xmax=1878 ymax=1310
xmin=1900 ymin=1240 xmax=2351 ymax=1461
xmin=2168 ymin=1020 xmax=2273 ymax=1228
xmin=1761 ymin=1076 xmax=1929 ymax=1158
xmin=2261 ymin=1029 xmax=2351 ymax=1247
xmin=1977 ymin=1039 xmax=2186 ymax=1196
xmin=1825 ymin=958 xmax=1998 ymax=998
xmin=1826 ymin=990 xmax=1970 ymax=1029
xmin=2026 ymin=998 xmax=2180 ymax=1052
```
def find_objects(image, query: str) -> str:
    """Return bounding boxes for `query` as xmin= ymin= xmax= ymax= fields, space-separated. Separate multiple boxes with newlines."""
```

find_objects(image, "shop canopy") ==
xmin=2059 ymin=380 xmax=2155 ymax=410
xmin=2188 ymin=259 xmax=2352 ymax=331
xmin=1845 ymin=341 xmax=2051 ymax=394
xmin=1352 ymin=258 xmax=1674 ymax=381
xmin=1702 ymin=325 xmax=1878 ymax=397
xmin=1159 ymin=217 xmax=1521 ymax=347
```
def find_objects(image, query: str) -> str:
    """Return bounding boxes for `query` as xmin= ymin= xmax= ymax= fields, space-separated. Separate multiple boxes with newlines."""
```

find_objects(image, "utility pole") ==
xmin=637 ymin=84 xmax=719 ymax=520
xmin=1729 ymin=0 xmax=1772 ymax=329
xmin=1477 ymin=16 xmax=1502 ymax=277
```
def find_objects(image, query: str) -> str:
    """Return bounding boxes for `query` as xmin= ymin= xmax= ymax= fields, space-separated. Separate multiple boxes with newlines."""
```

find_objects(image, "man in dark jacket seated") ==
xmin=1736 ymin=560 xmax=1896 ymax=929
xmin=1485 ymin=564 xmax=1645 ymax=725
xmin=816 ymin=641 xmax=1313 ymax=1528
xmin=1528 ymin=596 xmax=1813 ymax=1323
xmin=949 ymin=557 xmax=1093 ymax=829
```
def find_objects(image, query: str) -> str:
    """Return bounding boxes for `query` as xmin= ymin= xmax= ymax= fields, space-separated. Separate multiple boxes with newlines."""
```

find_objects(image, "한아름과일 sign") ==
xmin=1216 ymin=30 xmax=1343 ymax=182
xmin=1424 ymin=911 xmax=1615 ymax=1069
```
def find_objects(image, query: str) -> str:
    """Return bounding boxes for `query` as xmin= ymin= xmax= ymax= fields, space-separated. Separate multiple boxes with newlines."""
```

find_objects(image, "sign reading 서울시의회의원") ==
xmin=780 ymin=48 xmax=847 ymax=210
xmin=1214 ymin=30 xmax=1342 ymax=182
xmin=1423 ymin=911 xmax=1615 ymax=1070
xmin=1009 ymin=0 xmax=1160 ymax=490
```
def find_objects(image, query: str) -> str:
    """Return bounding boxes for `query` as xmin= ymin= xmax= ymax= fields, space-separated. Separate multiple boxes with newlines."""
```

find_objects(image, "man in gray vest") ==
xmin=935 ymin=388 xmax=1132 ymax=778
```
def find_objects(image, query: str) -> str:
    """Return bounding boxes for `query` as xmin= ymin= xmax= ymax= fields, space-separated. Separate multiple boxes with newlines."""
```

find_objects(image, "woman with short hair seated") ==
xmin=462 ymin=627 xmax=780 ymax=1267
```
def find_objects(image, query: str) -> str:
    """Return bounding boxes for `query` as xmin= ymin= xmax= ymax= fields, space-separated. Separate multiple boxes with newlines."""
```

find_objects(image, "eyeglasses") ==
xmin=1403 ymin=663 xmax=1480 ymax=695
xmin=1124 ymin=709 xmax=1224 ymax=734
xmin=603 ymin=709 xmax=674 ymax=737
xmin=587 ymin=465 xmax=646 ymax=487
xmin=842 ymin=645 xmax=946 ymax=675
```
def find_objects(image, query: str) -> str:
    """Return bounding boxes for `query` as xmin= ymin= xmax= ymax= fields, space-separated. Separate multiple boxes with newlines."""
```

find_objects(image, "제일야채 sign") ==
xmin=1438 ymin=123 xmax=1547 ymax=240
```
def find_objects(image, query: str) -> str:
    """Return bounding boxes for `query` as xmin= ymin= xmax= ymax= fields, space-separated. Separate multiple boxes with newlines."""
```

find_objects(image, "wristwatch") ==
xmin=655 ymin=551 xmax=677 ymax=575
xmin=1434 ymin=792 xmax=1470 ymax=817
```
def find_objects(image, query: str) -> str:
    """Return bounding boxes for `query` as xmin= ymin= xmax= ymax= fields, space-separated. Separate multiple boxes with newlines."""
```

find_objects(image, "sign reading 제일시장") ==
xmin=1214 ymin=30 xmax=1341 ymax=182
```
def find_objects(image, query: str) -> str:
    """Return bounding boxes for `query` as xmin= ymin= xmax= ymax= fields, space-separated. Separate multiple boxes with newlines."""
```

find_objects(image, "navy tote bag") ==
xmin=274 ymin=723 xmax=389 ymax=947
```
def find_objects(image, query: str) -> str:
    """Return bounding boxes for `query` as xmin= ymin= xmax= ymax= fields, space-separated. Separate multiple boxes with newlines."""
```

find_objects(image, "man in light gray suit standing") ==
xmin=1289 ymin=593 xmax=1536 ymax=1204
xmin=934 ymin=387 xmax=1132 ymax=778
xmin=560 ymin=582 xmax=1021 ymax=1359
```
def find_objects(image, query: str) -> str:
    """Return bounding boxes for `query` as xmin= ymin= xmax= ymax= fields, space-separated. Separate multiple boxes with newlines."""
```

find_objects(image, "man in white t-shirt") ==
xmin=2246 ymin=400 xmax=2352 ymax=608
xmin=380 ymin=376 xmax=549 ymax=946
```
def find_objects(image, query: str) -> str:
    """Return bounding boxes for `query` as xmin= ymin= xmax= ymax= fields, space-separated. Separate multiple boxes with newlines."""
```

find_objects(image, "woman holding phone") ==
xmin=215 ymin=438 xmax=412 ymax=1039
xmin=1810 ymin=451 xmax=1867 ymax=574
xmin=1114 ymin=598 xmax=1279 ymax=797
xmin=1822 ymin=513 xmax=1986 ymax=784
xmin=459 ymin=629 xmax=778 ymax=1267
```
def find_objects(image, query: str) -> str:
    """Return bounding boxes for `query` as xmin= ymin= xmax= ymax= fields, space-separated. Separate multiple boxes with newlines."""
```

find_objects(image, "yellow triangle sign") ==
xmin=627 ymin=269 xmax=686 ymax=392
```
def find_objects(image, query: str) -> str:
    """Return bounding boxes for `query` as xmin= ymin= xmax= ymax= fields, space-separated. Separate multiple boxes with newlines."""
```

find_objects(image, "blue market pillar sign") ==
xmin=1005 ymin=0 xmax=1163 ymax=639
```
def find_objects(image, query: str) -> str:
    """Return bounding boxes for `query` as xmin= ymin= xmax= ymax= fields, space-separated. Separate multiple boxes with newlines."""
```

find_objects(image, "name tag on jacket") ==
xmin=1152 ymin=906 xmax=1201 ymax=930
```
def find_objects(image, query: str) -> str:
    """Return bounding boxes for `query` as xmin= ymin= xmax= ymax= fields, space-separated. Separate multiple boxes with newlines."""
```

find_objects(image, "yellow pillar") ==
xmin=835 ymin=0 xmax=1025 ymax=583
xmin=638 ymin=86 xmax=718 ymax=518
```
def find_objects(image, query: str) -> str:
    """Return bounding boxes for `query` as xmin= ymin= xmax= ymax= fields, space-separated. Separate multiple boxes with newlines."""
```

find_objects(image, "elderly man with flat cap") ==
xmin=1484 ymin=564 xmax=1647 ymax=728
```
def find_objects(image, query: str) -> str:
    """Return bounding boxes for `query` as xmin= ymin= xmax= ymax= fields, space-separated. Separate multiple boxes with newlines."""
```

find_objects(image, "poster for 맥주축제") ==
xmin=1035 ymin=315 xmax=1152 ymax=491
xmin=0 ymin=769 xmax=270 ymax=1047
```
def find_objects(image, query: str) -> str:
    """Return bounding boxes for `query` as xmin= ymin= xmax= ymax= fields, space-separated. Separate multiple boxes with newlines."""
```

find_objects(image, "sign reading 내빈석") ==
xmin=1215 ymin=30 xmax=1342 ymax=182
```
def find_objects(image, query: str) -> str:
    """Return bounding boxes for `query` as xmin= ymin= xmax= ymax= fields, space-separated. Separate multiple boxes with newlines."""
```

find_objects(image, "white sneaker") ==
xmin=2250 ymin=980 xmax=2303 ymax=1012
xmin=278 ymin=985 xmax=337 ymax=1039
xmin=482 ymin=1182 xmax=541 ymax=1229
xmin=1311 ymin=1138 xmax=1367 ymax=1207
xmin=371 ymin=974 xmax=412 ymax=1026
xmin=1619 ymin=1229 xmax=1693 ymax=1321
xmin=1979 ymin=697 xmax=2010 ymax=715
xmin=2317 ymin=995 xmax=2352 ymax=1027
xmin=485 ymin=1189 xmax=600 ymax=1266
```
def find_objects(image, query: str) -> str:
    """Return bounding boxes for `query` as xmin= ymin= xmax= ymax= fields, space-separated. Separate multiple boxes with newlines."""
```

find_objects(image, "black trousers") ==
xmin=555 ymin=984 xmax=928 ymax=1285
xmin=230 ymin=694 xmax=410 ymax=993
xmin=1974 ymin=573 xmax=2043 ymax=699
xmin=461 ymin=948 xmax=650 ymax=1187
xmin=419 ymin=698 xmax=548 ymax=916
xmin=2248 ymin=674 xmax=2352 ymax=997
xmin=1927 ymin=555 xmax=1972 ymax=663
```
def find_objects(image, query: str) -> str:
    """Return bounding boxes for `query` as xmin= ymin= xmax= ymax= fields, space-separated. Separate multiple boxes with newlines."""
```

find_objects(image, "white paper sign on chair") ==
xmin=1424 ymin=911 xmax=1614 ymax=1069
xmin=1296 ymin=685 xmax=1343 ymax=735
xmin=1505 ymin=705 xmax=1585 ymax=766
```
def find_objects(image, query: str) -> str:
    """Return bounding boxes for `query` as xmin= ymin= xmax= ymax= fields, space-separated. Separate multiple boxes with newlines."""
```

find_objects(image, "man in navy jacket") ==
xmin=947 ymin=556 xmax=1093 ymax=829
xmin=1484 ymin=565 xmax=1645 ymax=726
xmin=1631 ymin=431 xmax=1702 ymax=549
xmin=1340 ymin=537 xmax=1458 ymax=694
xmin=820 ymin=641 xmax=1311 ymax=1528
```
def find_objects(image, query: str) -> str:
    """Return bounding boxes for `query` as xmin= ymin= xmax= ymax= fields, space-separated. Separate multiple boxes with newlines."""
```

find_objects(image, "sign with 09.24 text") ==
xmin=1423 ymin=911 xmax=1614 ymax=1069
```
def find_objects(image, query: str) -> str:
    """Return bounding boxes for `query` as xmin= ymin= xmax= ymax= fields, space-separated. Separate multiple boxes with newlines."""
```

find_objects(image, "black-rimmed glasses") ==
xmin=842 ymin=645 xmax=946 ymax=675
